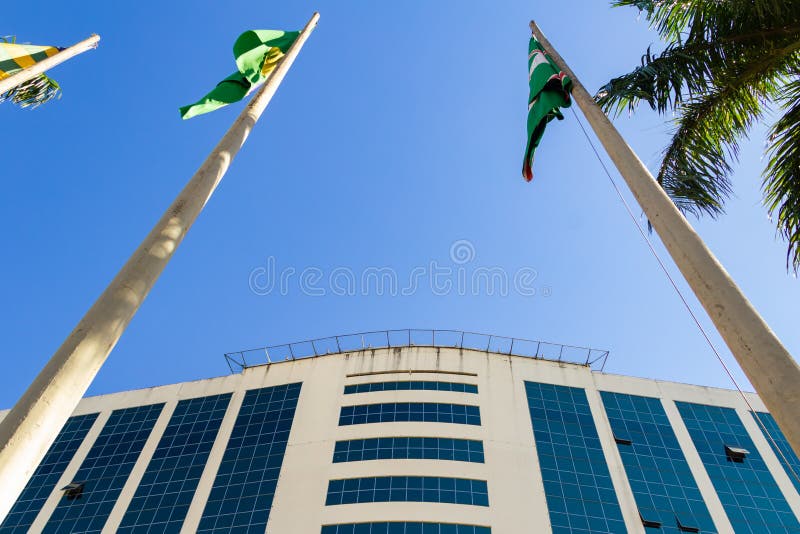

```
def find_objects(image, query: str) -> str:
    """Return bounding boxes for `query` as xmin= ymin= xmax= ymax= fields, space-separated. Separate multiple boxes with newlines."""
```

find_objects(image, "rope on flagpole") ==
xmin=569 ymin=106 xmax=800 ymax=487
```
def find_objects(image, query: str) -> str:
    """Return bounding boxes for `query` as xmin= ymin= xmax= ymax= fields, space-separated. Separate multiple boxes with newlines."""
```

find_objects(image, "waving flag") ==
xmin=180 ymin=30 xmax=299 ymax=119
xmin=0 ymin=41 xmax=62 ymax=108
xmin=523 ymin=37 xmax=573 ymax=181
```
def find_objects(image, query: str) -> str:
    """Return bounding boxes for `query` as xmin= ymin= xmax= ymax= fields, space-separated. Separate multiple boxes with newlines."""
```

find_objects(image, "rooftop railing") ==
xmin=224 ymin=329 xmax=610 ymax=373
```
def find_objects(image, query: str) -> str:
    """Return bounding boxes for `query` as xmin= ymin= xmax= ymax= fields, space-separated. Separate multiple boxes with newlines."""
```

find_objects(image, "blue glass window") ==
xmin=0 ymin=413 xmax=98 ymax=533
xmin=42 ymin=403 xmax=165 ymax=534
xmin=525 ymin=381 xmax=625 ymax=533
xmin=325 ymin=476 xmax=489 ymax=506
xmin=344 ymin=381 xmax=478 ymax=394
xmin=117 ymin=393 xmax=232 ymax=533
xmin=601 ymin=392 xmax=716 ymax=533
xmin=676 ymin=401 xmax=800 ymax=532
xmin=197 ymin=383 xmax=301 ymax=533
xmin=321 ymin=523 xmax=490 ymax=533
xmin=339 ymin=403 xmax=480 ymax=426
xmin=333 ymin=437 xmax=484 ymax=463
xmin=752 ymin=411 xmax=800 ymax=495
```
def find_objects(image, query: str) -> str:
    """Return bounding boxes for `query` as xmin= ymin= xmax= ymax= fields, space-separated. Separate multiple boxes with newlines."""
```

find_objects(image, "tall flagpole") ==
xmin=0 ymin=12 xmax=319 ymax=520
xmin=0 ymin=34 xmax=100 ymax=96
xmin=529 ymin=21 xmax=800 ymax=456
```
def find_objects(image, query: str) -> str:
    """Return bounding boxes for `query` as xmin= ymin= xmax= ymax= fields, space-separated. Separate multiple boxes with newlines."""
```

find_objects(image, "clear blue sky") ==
xmin=2 ymin=0 xmax=798 ymax=406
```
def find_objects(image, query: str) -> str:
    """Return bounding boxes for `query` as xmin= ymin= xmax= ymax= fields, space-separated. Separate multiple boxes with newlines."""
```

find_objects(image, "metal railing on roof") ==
xmin=224 ymin=329 xmax=610 ymax=373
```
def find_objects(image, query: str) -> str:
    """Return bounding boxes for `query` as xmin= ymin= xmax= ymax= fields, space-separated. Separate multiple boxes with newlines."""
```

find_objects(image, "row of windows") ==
xmin=339 ymin=403 xmax=481 ymax=426
xmin=344 ymin=381 xmax=478 ymax=395
xmin=326 ymin=476 xmax=489 ymax=507
xmin=321 ymin=524 xmax=490 ymax=534
xmin=333 ymin=437 xmax=484 ymax=463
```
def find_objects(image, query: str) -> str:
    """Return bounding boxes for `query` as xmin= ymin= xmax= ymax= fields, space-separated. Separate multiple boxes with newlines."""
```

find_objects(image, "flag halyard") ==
xmin=523 ymin=38 xmax=572 ymax=181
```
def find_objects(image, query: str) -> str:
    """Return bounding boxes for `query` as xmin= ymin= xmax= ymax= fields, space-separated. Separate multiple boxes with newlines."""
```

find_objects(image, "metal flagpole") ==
xmin=0 ymin=12 xmax=319 ymax=520
xmin=529 ymin=21 xmax=800 ymax=456
xmin=0 ymin=34 xmax=100 ymax=96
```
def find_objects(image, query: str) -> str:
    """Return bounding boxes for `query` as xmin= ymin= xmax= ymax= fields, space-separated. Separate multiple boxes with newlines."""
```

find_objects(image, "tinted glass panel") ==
xmin=752 ymin=411 xmax=800 ymax=495
xmin=43 ymin=404 xmax=165 ymax=534
xmin=117 ymin=393 xmax=232 ymax=533
xmin=339 ymin=403 xmax=480 ymax=426
xmin=525 ymin=381 xmax=625 ymax=533
xmin=344 ymin=381 xmax=478 ymax=394
xmin=322 ymin=523 xmax=490 ymax=534
xmin=197 ymin=383 xmax=301 ymax=534
xmin=676 ymin=402 xmax=800 ymax=533
xmin=333 ymin=437 xmax=484 ymax=463
xmin=601 ymin=392 xmax=716 ymax=533
xmin=0 ymin=413 xmax=98 ymax=533
xmin=326 ymin=476 xmax=489 ymax=506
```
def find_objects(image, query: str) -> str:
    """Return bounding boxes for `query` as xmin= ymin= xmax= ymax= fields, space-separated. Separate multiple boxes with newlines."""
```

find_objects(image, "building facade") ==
xmin=1 ymin=334 xmax=799 ymax=533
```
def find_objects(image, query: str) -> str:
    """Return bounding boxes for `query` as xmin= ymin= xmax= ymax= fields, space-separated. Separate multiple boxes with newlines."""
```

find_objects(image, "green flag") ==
xmin=180 ymin=29 xmax=299 ymax=120
xmin=523 ymin=37 xmax=572 ymax=181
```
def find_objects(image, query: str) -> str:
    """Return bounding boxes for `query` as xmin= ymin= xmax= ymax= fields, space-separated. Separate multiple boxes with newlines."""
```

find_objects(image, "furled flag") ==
xmin=180 ymin=30 xmax=299 ymax=119
xmin=0 ymin=40 xmax=62 ymax=108
xmin=523 ymin=37 xmax=573 ymax=181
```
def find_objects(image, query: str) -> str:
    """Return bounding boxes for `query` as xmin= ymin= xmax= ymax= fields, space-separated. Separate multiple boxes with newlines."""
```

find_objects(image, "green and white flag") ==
xmin=180 ymin=29 xmax=299 ymax=119
xmin=523 ymin=37 xmax=572 ymax=181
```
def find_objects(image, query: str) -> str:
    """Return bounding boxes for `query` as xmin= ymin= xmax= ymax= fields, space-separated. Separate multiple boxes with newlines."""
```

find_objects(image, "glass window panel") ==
xmin=325 ymin=477 xmax=489 ymax=507
xmin=343 ymin=381 xmax=478 ymax=395
xmin=0 ymin=413 xmax=98 ymax=533
xmin=42 ymin=404 xmax=164 ymax=534
xmin=525 ymin=382 xmax=623 ymax=534
xmin=196 ymin=383 xmax=301 ymax=534
xmin=339 ymin=403 xmax=480 ymax=426
xmin=117 ymin=393 xmax=231 ymax=533
xmin=677 ymin=401 xmax=800 ymax=532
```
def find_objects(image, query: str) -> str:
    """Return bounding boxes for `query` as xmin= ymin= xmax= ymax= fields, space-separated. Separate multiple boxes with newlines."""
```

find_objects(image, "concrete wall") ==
xmin=6 ymin=347 xmax=800 ymax=533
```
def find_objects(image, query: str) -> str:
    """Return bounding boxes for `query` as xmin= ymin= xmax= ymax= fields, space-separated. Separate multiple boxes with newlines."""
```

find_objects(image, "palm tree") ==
xmin=0 ymin=37 xmax=61 ymax=108
xmin=595 ymin=0 xmax=800 ymax=271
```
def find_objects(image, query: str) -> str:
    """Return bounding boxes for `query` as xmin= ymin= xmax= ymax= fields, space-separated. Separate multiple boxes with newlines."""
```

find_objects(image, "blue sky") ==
xmin=2 ymin=0 xmax=798 ymax=406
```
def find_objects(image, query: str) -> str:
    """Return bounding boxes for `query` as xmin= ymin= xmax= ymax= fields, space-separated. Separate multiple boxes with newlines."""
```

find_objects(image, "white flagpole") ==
xmin=0 ymin=34 xmax=100 ymax=96
xmin=0 ymin=12 xmax=319 ymax=520
xmin=528 ymin=21 xmax=800 ymax=455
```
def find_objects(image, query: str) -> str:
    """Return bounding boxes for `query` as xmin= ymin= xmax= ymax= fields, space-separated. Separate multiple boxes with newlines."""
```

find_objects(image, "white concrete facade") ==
xmin=2 ymin=346 xmax=799 ymax=533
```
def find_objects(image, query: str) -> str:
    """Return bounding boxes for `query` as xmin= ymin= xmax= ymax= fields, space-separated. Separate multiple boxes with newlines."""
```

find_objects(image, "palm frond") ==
xmin=764 ymin=78 xmax=800 ymax=271
xmin=596 ymin=42 xmax=712 ymax=116
xmin=612 ymin=0 xmax=799 ymax=42
xmin=656 ymin=43 xmax=797 ymax=217
xmin=0 ymin=74 xmax=61 ymax=108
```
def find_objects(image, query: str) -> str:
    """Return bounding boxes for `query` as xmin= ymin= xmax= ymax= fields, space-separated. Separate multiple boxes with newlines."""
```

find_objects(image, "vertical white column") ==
xmin=584 ymin=388 xmax=644 ymax=533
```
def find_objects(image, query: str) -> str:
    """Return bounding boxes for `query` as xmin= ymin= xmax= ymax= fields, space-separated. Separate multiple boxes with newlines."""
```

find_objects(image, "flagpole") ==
xmin=0 ymin=12 xmax=319 ymax=520
xmin=528 ymin=21 xmax=800 ymax=455
xmin=0 ymin=34 xmax=100 ymax=96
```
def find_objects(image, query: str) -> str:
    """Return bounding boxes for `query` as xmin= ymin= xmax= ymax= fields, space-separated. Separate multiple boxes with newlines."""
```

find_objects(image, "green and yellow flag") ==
xmin=180 ymin=30 xmax=299 ymax=120
xmin=0 ymin=41 xmax=62 ymax=108
xmin=523 ymin=37 xmax=572 ymax=181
